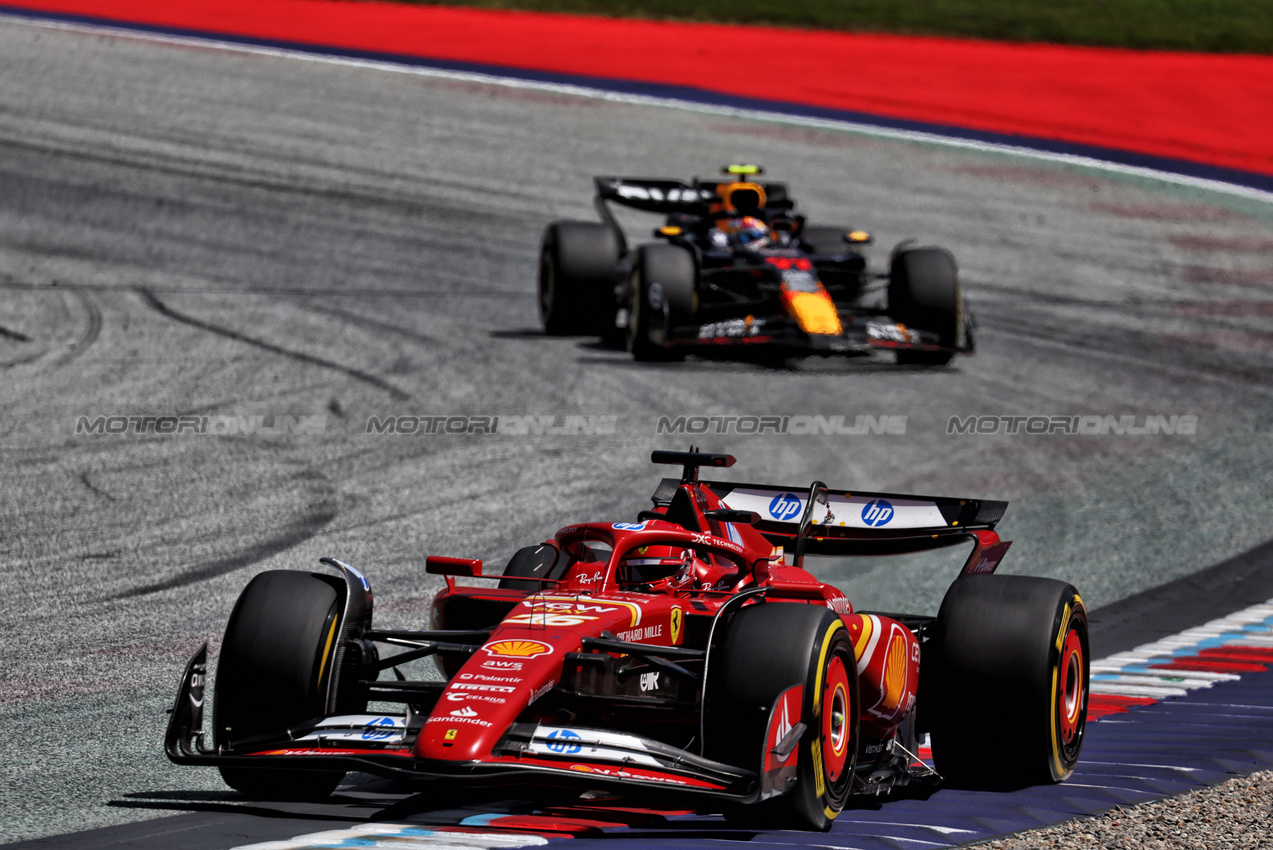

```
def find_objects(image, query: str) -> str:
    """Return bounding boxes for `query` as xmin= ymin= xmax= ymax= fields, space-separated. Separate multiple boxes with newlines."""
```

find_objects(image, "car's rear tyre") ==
xmin=627 ymin=244 xmax=695 ymax=362
xmin=705 ymin=602 xmax=858 ymax=831
xmin=888 ymin=246 xmax=963 ymax=366
xmin=214 ymin=570 xmax=355 ymax=800
xmin=925 ymin=575 xmax=1089 ymax=787
xmin=539 ymin=221 xmax=622 ymax=336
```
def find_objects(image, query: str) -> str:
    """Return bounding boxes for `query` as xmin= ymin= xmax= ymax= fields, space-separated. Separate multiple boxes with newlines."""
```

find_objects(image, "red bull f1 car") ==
xmin=166 ymin=451 xmax=1087 ymax=830
xmin=537 ymin=165 xmax=974 ymax=364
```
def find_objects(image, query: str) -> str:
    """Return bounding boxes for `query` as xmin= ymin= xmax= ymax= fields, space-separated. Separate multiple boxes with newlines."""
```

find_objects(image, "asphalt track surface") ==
xmin=8 ymin=0 xmax=1273 ymax=186
xmin=2 ymin=13 xmax=1273 ymax=846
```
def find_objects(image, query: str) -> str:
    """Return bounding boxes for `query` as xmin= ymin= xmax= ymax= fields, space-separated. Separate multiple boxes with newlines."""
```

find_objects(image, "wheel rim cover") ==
xmin=1058 ymin=627 xmax=1084 ymax=744
xmin=822 ymin=654 xmax=851 ymax=782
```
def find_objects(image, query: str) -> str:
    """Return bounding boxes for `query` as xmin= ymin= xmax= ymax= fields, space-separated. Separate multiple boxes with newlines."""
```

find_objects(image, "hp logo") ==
xmin=768 ymin=493 xmax=803 ymax=521
xmin=546 ymin=729 xmax=583 ymax=754
xmin=861 ymin=499 xmax=894 ymax=527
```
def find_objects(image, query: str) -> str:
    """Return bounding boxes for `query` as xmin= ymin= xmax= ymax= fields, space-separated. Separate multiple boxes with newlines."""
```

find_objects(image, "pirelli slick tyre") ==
xmin=497 ymin=544 xmax=562 ymax=591
xmin=214 ymin=570 xmax=354 ymax=800
xmin=538 ymin=221 xmax=623 ymax=336
xmin=705 ymin=602 xmax=858 ymax=831
xmin=627 ymin=243 xmax=695 ymax=362
xmin=887 ymin=246 xmax=963 ymax=366
xmin=926 ymin=575 xmax=1089 ymax=787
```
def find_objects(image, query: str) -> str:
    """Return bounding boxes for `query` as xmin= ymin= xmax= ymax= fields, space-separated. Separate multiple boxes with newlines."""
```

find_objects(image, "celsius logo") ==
xmin=861 ymin=499 xmax=894 ymax=527
xmin=768 ymin=493 xmax=802 ymax=521
xmin=546 ymin=729 xmax=583 ymax=755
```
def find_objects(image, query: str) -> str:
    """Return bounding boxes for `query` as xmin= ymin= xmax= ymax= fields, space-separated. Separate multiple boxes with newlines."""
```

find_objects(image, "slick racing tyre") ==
xmin=925 ymin=575 xmax=1089 ymax=787
xmin=887 ymin=246 xmax=963 ymax=366
xmin=705 ymin=602 xmax=858 ymax=831
xmin=214 ymin=570 xmax=358 ymax=800
xmin=498 ymin=544 xmax=564 ymax=591
xmin=627 ymin=243 xmax=695 ymax=362
xmin=538 ymin=221 xmax=623 ymax=336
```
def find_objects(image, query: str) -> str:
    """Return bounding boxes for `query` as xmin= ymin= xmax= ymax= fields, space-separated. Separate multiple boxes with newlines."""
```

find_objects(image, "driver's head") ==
xmin=720 ymin=216 xmax=770 ymax=250
xmin=619 ymin=545 xmax=690 ymax=587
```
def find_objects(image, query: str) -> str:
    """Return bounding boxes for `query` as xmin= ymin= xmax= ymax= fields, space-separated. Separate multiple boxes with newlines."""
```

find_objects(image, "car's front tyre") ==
xmin=705 ymin=601 xmax=858 ymax=830
xmin=214 ymin=570 xmax=357 ymax=800
xmin=887 ymin=246 xmax=964 ymax=366
xmin=627 ymin=244 xmax=695 ymax=362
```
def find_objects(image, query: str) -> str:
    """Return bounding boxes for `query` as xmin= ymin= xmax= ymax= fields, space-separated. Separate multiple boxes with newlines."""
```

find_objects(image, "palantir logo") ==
xmin=546 ymin=729 xmax=583 ymax=755
xmin=861 ymin=499 xmax=894 ymax=527
xmin=768 ymin=493 xmax=802 ymax=521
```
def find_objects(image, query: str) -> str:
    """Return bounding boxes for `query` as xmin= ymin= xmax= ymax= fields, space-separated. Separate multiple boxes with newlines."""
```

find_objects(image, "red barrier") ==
xmin=8 ymin=0 xmax=1273 ymax=177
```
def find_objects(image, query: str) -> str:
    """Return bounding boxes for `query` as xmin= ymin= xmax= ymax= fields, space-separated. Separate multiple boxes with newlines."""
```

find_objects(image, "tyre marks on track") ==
xmin=112 ymin=500 xmax=339 ymax=599
xmin=51 ymin=283 xmax=102 ymax=367
xmin=0 ymin=281 xmax=102 ymax=369
xmin=137 ymin=287 xmax=411 ymax=401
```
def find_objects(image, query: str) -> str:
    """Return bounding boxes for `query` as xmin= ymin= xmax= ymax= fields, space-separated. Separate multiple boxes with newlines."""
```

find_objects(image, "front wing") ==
xmin=665 ymin=312 xmax=969 ymax=356
xmin=165 ymin=644 xmax=756 ymax=801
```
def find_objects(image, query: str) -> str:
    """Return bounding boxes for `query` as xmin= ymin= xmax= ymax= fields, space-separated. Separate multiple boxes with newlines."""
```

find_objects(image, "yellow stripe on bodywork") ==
xmin=785 ymin=292 xmax=843 ymax=335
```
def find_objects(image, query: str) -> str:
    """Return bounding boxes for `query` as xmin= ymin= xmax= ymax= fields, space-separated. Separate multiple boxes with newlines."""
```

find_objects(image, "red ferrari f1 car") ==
xmin=167 ymin=451 xmax=1088 ymax=830
xmin=538 ymin=165 xmax=974 ymax=364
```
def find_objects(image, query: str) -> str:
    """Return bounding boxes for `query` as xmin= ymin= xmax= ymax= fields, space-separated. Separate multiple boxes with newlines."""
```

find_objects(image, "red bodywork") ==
xmin=166 ymin=450 xmax=1013 ymax=803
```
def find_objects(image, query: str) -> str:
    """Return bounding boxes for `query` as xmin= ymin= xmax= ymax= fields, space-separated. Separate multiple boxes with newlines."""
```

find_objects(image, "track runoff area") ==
xmin=2 ymin=4 xmax=1272 ymax=850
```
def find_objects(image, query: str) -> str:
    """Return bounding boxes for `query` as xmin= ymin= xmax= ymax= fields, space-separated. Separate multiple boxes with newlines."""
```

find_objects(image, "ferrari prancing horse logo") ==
xmin=670 ymin=607 xmax=684 ymax=645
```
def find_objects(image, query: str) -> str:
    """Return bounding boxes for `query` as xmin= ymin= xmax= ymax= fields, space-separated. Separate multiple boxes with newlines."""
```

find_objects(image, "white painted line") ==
xmin=1091 ymin=683 xmax=1190 ymax=698
xmin=230 ymin=824 xmax=550 ymax=850
xmin=831 ymin=821 xmax=979 ymax=836
xmin=1082 ymin=761 xmax=1203 ymax=772
xmin=1091 ymin=666 xmax=1240 ymax=682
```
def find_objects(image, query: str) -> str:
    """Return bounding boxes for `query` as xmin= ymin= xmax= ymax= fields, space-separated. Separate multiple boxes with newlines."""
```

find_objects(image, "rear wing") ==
xmin=594 ymin=177 xmax=713 ymax=214
xmin=650 ymin=476 xmax=1007 ymax=557
xmin=593 ymin=177 xmax=794 ymax=215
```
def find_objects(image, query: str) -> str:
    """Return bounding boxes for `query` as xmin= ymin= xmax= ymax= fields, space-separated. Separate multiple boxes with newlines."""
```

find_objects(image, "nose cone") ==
xmin=782 ymin=289 xmax=843 ymax=335
xmin=416 ymin=631 xmax=580 ymax=762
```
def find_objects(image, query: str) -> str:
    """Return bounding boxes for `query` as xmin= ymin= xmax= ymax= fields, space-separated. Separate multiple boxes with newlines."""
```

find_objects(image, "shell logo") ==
xmin=881 ymin=632 xmax=908 ymax=711
xmin=483 ymin=639 xmax=553 ymax=659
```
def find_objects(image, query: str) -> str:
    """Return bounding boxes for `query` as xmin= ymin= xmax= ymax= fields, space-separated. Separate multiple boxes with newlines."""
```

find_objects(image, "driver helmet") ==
xmin=619 ymin=545 xmax=693 ymax=589
xmin=720 ymin=216 xmax=770 ymax=250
